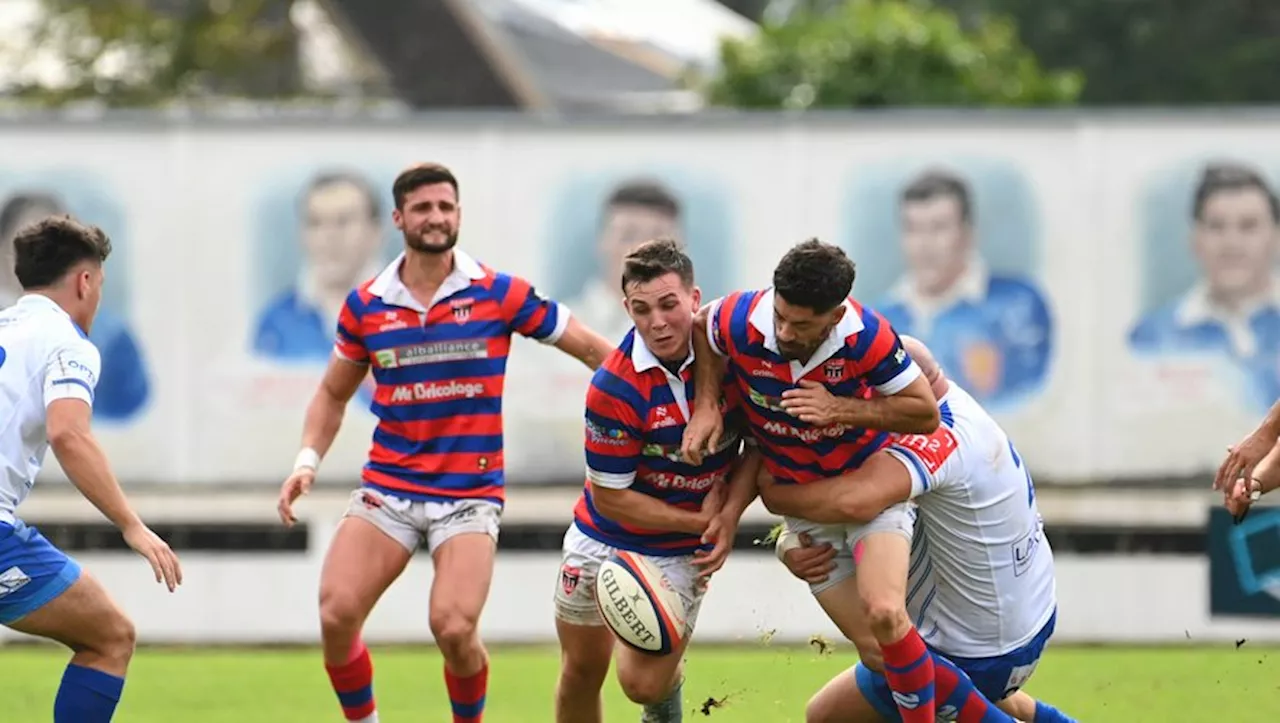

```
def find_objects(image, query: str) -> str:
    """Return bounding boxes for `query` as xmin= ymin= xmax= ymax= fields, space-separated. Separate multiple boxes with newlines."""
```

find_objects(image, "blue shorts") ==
xmin=0 ymin=520 xmax=82 ymax=625
xmin=855 ymin=610 xmax=1057 ymax=720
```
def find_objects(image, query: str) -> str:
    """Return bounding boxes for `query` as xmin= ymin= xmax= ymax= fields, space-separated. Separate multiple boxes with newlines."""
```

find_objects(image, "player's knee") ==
xmin=558 ymin=651 xmax=608 ymax=694
xmin=318 ymin=590 xmax=363 ymax=637
xmin=854 ymin=642 xmax=884 ymax=673
xmin=862 ymin=596 xmax=909 ymax=638
xmin=617 ymin=668 xmax=674 ymax=707
xmin=429 ymin=607 xmax=478 ymax=652
xmin=94 ymin=609 xmax=136 ymax=665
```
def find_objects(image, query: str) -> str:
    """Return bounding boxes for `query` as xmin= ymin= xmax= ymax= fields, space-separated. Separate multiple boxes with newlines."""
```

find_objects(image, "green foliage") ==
xmin=10 ymin=0 xmax=303 ymax=107
xmin=704 ymin=0 xmax=1083 ymax=109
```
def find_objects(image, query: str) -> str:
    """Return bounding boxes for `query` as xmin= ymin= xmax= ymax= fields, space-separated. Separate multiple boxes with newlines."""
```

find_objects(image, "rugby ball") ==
xmin=594 ymin=551 xmax=687 ymax=656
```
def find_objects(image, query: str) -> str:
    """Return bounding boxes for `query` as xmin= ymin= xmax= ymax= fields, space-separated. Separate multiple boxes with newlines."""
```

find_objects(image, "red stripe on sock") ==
xmin=958 ymin=691 xmax=992 ymax=723
xmin=325 ymin=642 xmax=376 ymax=721
xmin=445 ymin=663 xmax=489 ymax=723
xmin=880 ymin=628 xmax=936 ymax=723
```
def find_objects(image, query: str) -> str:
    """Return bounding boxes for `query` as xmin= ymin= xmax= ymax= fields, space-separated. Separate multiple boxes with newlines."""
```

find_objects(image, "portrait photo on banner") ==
xmin=1129 ymin=159 xmax=1280 ymax=413
xmin=542 ymin=168 xmax=735 ymax=346
xmin=250 ymin=166 xmax=403 ymax=364
xmin=842 ymin=158 xmax=1052 ymax=412
xmin=0 ymin=172 xmax=150 ymax=423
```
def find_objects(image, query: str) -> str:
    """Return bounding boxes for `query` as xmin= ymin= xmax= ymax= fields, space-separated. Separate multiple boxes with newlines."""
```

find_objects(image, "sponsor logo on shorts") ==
xmin=560 ymin=564 xmax=581 ymax=596
xmin=0 ymin=566 xmax=32 ymax=598
xmin=360 ymin=491 xmax=383 ymax=509
xmin=373 ymin=339 xmax=489 ymax=369
xmin=389 ymin=381 xmax=485 ymax=403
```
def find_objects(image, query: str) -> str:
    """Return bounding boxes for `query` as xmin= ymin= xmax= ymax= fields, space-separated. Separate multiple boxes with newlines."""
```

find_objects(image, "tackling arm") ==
xmin=1246 ymin=438 xmax=1280 ymax=495
xmin=832 ymin=374 xmax=939 ymax=434
xmin=691 ymin=305 xmax=727 ymax=412
xmin=759 ymin=451 xmax=912 ymax=524
xmin=47 ymin=400 xmax=145 ymax=532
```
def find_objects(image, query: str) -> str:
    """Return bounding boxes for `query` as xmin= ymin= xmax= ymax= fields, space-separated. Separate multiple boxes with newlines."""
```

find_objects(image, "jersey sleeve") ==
xmin=43 ymin=337 xmax=101 ymax=408
xmin=334 ymin=290 xmax=370 ymax=364
xmin=583 ymin=370 xmax=646 ymax=490
xmin=857 ymin=314 xmax=922 ymax=395
xmin=502 ymin=275 xmax=569 ymax=345
xmin=883 ymin=426 xmax=961 ymax=498
xmin=703 ymin=296 xmax=729 ymax=357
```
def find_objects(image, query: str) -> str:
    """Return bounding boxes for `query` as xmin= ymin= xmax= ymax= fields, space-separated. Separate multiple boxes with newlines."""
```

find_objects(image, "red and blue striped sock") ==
xmin=324 ymin=640 xmax=378 ymax=722
xmin=445 ymin=663 xmax=488 ymax=723
xmin=932 ymin=655 xmax=1015 ymax=723
xmin=880 ymin=627 xmax=936 ymax=723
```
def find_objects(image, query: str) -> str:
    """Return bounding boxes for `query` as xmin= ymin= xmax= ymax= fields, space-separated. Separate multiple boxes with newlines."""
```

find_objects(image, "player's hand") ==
xmin=1225 ymin=477 xmax=1261 ymax=521
xmin=681 ymin=403 xmax=724 ymax=466
xmin=697 ymin=480 xmax=728 ymax=525
xmin=1215 ymin=429 xmax=1274 ymax=491
xmin=123 ymin=522 xmax=183 ymax=592
xmin=781 ymin=533 xmax=837 ymax=584
xmin=277 ymin=468 xmax=315 ymax=527
xmin=693 ymin=512 xmax=738 ymax=579
xmin=780 ymin=380 xmax=842 ymax=426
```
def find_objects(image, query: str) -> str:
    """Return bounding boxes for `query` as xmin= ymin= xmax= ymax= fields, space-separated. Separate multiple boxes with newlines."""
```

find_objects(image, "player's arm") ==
xmin=504 ymin=275 xmax=611 ymax=370
xmin=757 ymin=451 xmax=912 ymax=524
xmin=586 ymin=382 xmax=713 ymax=535
xmin=45 ymin=342 xmax=182 ymax=589
xmin=280 ymin=293 xmax=369 ymax=524
xmin=1217 ymin=398 xmax=1280 ymax=490
xmin=831 ymin=374 xmax=938 ymax=433
xmin=552 ymin=317 xmax=613 ymax=371
xmin=682 ymin=300 xmax=730 ymax=464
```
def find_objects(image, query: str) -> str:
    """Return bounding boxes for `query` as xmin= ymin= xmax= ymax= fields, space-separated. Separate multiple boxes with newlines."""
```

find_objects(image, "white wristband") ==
xmin=294 ymin=447 xmax=321 ymax=473
xmin=775 ymin=528 xmax=801 ymax=562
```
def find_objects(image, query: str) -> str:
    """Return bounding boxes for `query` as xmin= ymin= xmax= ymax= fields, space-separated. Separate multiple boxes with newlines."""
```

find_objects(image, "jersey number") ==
xmin=1008 ymin=439 xmax=1036 ymax=507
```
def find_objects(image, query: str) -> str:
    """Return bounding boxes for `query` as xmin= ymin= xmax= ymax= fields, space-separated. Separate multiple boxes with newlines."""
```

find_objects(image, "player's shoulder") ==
xmin=345 ymin=280 xmax=380 ymax=312
xmin=842 ymin=298 xmax=898 ymax=347
xmin=590 ymin=335 xmax=645 ymax=393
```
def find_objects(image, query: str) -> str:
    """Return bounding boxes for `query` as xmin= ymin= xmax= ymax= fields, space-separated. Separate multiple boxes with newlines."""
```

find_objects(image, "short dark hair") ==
xmin=302 ymin=171 xmax=380 ymax=220
xmin=772 ymin=238 xmax=855 ymax=313
xmin=1192 ymin=162 xmax=1280 ymax=222
xmin=620 ymin=237 xmax=694 ymax=293
xmin=393 ymin=163 xmax=459 ymax=210
xmin=606 ymin=180 xmax=680 ymax=220
xmin=0 ymin=192 xmax=67 ymax=240
xmin=13 ymin=216 xmax=112 ymax=290
xmin=901 ymin=170 xmax=972 ymax=223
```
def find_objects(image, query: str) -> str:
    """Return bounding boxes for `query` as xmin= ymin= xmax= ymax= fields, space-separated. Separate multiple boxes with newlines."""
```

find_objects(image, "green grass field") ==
xmin=1 ymin=643 xmax=1276 ymax=722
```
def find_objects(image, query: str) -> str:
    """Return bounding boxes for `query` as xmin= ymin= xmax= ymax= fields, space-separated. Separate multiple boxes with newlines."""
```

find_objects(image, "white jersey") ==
xmin=885 ymin=383 xmax=1056 ymax=659
xmin=0 ymin=295 xmax=101 ymax=525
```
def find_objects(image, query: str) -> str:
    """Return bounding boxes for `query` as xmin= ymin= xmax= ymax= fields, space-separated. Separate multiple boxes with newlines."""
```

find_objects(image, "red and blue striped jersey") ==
xmin=706 ymin=288 xmax=921 ymax=485
xmin=573 ymin=329 xmax=742 ymax=556
xmin=334 ymin=250 xmax=568 ymax=504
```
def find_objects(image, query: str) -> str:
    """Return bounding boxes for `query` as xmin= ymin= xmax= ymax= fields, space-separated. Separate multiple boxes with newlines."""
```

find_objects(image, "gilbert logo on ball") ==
xmin=594 ymin=551 xmax=687 ymax=656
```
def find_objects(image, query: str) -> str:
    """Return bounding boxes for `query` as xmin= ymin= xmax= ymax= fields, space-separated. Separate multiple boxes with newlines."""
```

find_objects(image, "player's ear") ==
xmin=391 ymin=207 xmax=403 ymax=229
xmin=690 ymin=286 xmax=702 ymax=310
xmin=830 ymin=303 xmax=847 ymax=324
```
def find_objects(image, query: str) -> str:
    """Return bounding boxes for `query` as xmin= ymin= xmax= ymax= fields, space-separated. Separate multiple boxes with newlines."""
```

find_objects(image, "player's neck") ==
xmin=400 ymin=249 xmax=455 ymax=291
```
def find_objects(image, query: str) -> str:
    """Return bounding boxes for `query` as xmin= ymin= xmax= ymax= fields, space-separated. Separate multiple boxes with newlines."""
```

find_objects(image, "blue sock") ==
xmin=1034 ymin=700 xmax=1077 ymax=723
xmin=54 ymin=664 xmax=125 ymax=723
xmin=931 ymin=653 xmax=1016 ymax=722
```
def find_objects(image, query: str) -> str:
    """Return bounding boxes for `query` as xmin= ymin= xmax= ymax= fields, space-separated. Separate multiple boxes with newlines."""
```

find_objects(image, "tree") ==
xmin=7 ymin=0 xmax=304 ymax=107
xmin=702 ymin=0 xmax=1083 ymax=110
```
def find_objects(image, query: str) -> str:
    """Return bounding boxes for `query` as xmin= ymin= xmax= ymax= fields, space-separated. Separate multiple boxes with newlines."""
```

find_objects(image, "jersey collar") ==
xmin=367 ymin=248 xmax=486 ymax=313
xmin=748 ymin=287 xmax=863 ymax=374
xmin=630 ymin=331 xmax=694 ymax=377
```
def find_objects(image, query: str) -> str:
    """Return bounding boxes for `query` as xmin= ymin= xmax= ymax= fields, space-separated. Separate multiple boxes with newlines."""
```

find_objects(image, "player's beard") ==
xmin=405 ymin=224 xmax=458 ymax=254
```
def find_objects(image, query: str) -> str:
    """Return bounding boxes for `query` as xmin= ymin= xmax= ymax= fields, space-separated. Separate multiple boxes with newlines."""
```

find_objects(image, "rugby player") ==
xmin=682 ymin=239 xmax=1009 ymax=722
xmin=276 ymin=163 xmax=614 ymax=723
xmin=0 ymin=216 xmax=182 ymax=723
xmin=764 ymin=337 xmax=1076 ymax=723
xmin=553 ymin=239 xmax=756 ymax=723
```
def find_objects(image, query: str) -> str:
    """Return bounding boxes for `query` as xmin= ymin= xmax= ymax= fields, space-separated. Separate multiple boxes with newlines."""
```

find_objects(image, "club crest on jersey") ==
xmin=450 ymin=299 xmax=474 ymax=324
xmin=823 ymin=359 xmax=845 ymax=382
xmin=560 ymin=564 xmax=581 ymax=596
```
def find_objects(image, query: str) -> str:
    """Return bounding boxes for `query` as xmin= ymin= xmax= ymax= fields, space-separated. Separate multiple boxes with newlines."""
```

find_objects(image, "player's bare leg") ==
xmin=8 ymin=571 xmax=135 ymax=721
xmin=318 ymin=516 xmax=413 ymax=722
xmin=431 ymin=531 xmax=497 ymax=722
xmin=614 ymin=635 xmax=690 ymax=722
xmin=555 ymin=619 xmax=614 ymax=723
xmin=804 ymin=668 xmax=887 ymax=723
